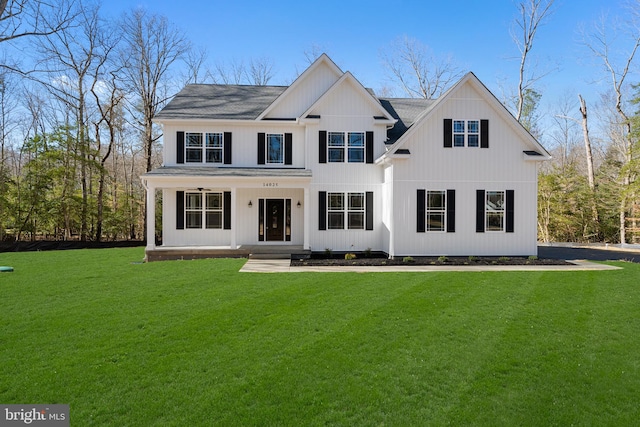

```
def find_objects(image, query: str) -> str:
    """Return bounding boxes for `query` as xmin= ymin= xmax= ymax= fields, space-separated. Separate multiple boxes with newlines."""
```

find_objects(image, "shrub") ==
xmin=363 ymin=247 xmax=372 ymax=258
xmin=468 ymin=256 xmax=478 ymax=262
xmin=345 ymin=253 xmax=357 ymax=260
xmin=499 ymin=256 xmax=510 ymax=262
xmin=403 ymin=256 xmax=415 ymax=263
xmin=324 ymin=248 xmax=333 ymax=258
xmin=438 ymin=256 xmax=449 ymax=263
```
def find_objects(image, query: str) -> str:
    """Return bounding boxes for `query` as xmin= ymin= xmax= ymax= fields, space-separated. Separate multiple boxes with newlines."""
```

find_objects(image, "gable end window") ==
xmin=444 ymin=119 xmax=488 ymax=148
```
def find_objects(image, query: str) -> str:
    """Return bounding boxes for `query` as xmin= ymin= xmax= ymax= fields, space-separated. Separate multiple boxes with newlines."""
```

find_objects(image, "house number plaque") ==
xmin=262 ymin=182 xmax=279 ymax=187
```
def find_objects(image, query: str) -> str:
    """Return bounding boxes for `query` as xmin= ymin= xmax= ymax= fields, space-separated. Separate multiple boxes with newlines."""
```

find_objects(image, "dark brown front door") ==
xmin=265 ymin=199 xmax=285 ymax=241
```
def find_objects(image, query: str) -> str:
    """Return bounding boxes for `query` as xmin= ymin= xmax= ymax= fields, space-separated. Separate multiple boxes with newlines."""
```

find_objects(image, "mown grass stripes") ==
xmin=1 ymin=248 xmax=639 ymax=425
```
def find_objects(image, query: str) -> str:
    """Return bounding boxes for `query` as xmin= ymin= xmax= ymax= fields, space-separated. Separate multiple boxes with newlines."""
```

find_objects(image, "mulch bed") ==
xmin=290 ymin=254 xmax=572 ymax=267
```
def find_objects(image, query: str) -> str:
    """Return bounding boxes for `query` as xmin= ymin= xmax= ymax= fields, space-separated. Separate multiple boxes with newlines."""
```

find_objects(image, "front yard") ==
xmin=1 ymin=248 xmax=638 ymax=425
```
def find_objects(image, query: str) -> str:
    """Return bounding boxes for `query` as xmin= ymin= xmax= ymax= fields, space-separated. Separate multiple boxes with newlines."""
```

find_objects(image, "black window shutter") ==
xmin=417 ymin=189 xmax=426 ymax=233
xmin=506 ymin=190 xmax=514 ymax=233
xmin=481 ymin=119 xmax=489 ymax=148
xmin=366 ymin=131 xmax=374 ymax=163
xmin=224 ymin=132 xmax=232 ymax=164
xmin=318 ymin=191 xmax=326 ymax=230
xmin=257 ymin=133 xmax=266 ymax=165
xmin=476 ymin=190 xmax=485 ymax=233
xmin=285 ymin=133 xmax=293 ymax=165
xmin=223 ymin=191 xmax=231 ymax=230
xmin=176 ymin=191 xmax=184 ymax=230
xmin=365 ymin=191 xmax=373 ymax=230
xmin=444 ymin=119 xmax=453 ymax=148
xmin=446 ymin=189 xmax=456 ymax=233
xmin=177 ymin=131 xmax=185 ymax=164
xmin=319 ymin=130 xmax=327 ymax=163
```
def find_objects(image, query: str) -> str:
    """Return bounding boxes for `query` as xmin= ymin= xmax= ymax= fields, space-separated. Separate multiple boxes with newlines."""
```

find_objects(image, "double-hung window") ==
xmin=205 ymin=193 xmax=223 ymax=229
xmin=426 ymin=191 xmax=446 ymax=231
xmin=486 ymin=191 xmax=505 ymax=231
xmin=206 ymin=133 xmax=223 ymax=163
xmin=185 ymin=133 xmax=203 ymax=162
xmin=327 ymin=193 xmax=345 ymax=229
xmin=185 ymin=192 xmax=203 ymax=228
xmin=348 ymin=193 xmax=365 ymax=229
xmin=267 ymin=133 xmax=284 ymax=164
xmin=328 ymin=132 xmax=345 ymax=162
xmin=348 ymin=133 xmax=365 ymax=163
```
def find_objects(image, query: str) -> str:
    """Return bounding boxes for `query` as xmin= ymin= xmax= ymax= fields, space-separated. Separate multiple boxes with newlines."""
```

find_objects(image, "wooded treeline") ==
xmin=1 ymin=0 xmax=640 ymax=244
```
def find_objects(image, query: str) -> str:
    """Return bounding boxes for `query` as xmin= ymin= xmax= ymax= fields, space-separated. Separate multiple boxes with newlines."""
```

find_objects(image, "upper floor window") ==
xmin=327 ymin=132 xmax=365 ymax=163
xmin=267 ymin=133 xmax=284 ymax=164
xmin=182 ymin=132 xmax=228 ymax=164
xmin=453 ymin=120 xmax=479 ymax=147
xmin=444 ymin=119 xmax=488 ymax=148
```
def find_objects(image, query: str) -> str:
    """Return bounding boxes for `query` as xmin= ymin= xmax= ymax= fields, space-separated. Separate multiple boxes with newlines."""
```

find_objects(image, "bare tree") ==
xmin=248 ymin=57 xmax=274 ymax=85
xmin=215 ymin=58 xmax=246 ymax=85
xmin=581 ymin=9 xmax=640 ymax=244
xmin=120 ymin=8 xmax=189 ymax=174
xmin=511 ymin=0 xmax=555 ymax=121
xmin=1 ymin=0 xmax=78 ymax=71
xmin=182 ymin=45 xmax=215 ymax=85
xmin=381 ymin=36 xmax=463 ymax=99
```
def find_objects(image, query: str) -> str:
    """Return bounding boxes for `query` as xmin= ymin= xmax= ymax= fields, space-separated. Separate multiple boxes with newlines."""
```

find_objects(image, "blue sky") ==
xmin=102 ymin=1 xmax=633 ymax=110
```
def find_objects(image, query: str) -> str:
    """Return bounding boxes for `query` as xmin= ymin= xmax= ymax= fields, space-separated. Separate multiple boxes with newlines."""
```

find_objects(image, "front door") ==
xmin=265 ymin=199 xmax=285 ymax=241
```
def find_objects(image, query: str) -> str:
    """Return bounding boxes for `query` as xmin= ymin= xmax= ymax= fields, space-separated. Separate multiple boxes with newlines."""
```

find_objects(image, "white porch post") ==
xmin=230 ymin=187 xmax=237 ymax=249
xmin=146 ymin=183 xmax=156 ymax=251
xmin=303 ymin=186 xmax=310 ymax=250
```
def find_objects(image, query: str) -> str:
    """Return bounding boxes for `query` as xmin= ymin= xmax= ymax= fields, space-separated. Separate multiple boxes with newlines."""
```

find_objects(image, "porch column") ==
xmin=303 ymin=187 xmax=310 ymax=250
xmin=230 ymin=187 xmax=237 ymax=249
xmin=146 ymin=183 xmax=156 ymax=251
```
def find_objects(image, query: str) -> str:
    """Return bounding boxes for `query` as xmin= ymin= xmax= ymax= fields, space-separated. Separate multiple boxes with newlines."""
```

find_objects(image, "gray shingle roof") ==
xmin=155 ymin=83 xmax=437 ymax=144
xmin=379 ymin=98 xmax=435 ymax=144
xmin=155 ymin=84 xmax=287 ymax=120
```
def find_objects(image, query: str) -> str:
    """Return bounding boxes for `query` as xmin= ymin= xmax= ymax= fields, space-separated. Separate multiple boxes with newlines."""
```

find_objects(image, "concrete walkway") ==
xmin=239 ymin=258 xmax=622 ymax=273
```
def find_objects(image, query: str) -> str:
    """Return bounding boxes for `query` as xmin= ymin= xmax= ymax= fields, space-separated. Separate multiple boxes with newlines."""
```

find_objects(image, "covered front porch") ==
xmin=141 ymin=167 xmax=313 ymax=262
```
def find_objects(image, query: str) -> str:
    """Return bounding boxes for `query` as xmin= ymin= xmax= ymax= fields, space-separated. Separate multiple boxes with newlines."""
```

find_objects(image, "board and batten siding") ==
xmin=264 ymin=62 xmax=341 ymax=119
xmin=162 ymin=122 xmax=306 ymax=168
xmin=387 ymin=80 xmax=540 ymax=256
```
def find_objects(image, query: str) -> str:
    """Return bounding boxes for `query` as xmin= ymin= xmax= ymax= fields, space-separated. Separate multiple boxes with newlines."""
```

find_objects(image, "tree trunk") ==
xmin=578 ymin=94 xmax=600 ymax=238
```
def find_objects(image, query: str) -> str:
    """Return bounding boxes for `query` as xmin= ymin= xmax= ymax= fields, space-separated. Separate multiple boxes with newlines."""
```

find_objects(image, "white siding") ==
xmin=162 ymin=122 xmax=306 ymax=168
xmin=264 ymin=61 xmax=340 ymax=118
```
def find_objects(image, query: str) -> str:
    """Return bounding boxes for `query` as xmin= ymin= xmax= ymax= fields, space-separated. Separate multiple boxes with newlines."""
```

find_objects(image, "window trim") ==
xmin=426 ymin=190 xmax=446 ymax=232
xmin=184 ymin=132 xmax=225 ymax=164
xmin=486 ymin=190 xmax=505 ymax=232
xmin=266 ymin=133 xmax=284 ymax=164
xmin=451 ymin=120 xmax=480 ymax=148
xmin=326 ymin=131 xmax=366 ymax=163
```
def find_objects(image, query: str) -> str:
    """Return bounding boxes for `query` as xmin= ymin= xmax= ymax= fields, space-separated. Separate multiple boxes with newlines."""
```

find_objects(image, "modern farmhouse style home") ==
xmin=141 ymin=54 xmax=550 ymax=261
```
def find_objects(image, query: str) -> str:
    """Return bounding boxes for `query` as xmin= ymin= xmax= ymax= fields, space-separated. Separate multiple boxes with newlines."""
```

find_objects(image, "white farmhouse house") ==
xmin=141 ymin=54 xmax=550 ymax=261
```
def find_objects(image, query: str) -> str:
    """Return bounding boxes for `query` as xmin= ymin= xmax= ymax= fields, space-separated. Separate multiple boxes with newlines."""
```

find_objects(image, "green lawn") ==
xmin=1 ymin=248 xmax=639 ymax=426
